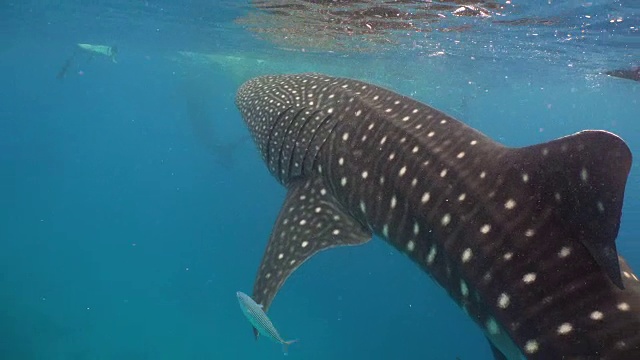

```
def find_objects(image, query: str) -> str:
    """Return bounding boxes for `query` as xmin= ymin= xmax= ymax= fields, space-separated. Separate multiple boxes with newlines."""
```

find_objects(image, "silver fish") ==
xmin=236 ymin=291 xmax=297 ymax=353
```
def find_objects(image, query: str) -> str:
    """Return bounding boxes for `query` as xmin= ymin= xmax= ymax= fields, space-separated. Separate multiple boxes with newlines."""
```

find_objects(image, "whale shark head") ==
xmin=235 ymin=73 xmax=640 ymax=358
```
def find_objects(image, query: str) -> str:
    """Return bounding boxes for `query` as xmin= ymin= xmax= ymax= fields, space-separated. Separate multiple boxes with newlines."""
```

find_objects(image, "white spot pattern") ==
xmin=525 ymin=340 xmax=539 ymax=354
xmin=618 ymin=302 xmax=630 ymax=311
xmin=558 ymin=246 xmax=571 ymax=258
xmin=557 ymin=323 xmax=573 ymax=335
xmin=486 ymin=318 xmax=499 ymax=335
xmin=406 ymin=240 xmax=415 ymax=252
xmin=522 ymin=273 xmax=537 ymax=284
xmin=504 ymin=199 xmax=516 ymax=209
xmin=462 ymin=248 xmax=472 ymax=263
xmin=497 ymin=293 xmax=510 ymax=309
xmin=590 ymin=311 xmax=603 ymax=320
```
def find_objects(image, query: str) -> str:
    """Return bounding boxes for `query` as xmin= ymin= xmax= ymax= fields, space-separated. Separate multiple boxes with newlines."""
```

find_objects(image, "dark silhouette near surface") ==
xmin=606 ymin=67 xmax=640 ymax=82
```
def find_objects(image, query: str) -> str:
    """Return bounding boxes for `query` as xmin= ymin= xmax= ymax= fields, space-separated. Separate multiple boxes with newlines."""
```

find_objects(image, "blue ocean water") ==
xmin=0 ymin=1 xmax=638 ymax=359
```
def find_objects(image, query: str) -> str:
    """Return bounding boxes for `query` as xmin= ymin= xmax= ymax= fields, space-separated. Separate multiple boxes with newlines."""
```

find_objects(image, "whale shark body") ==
xmin=235 ymin=73 xmax=640 ymax=359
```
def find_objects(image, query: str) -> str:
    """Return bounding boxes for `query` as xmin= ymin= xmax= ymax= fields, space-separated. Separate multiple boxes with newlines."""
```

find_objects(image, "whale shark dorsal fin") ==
xmin=508 ymin=130 xmax=632 ymax=289
xmin=251 ymin=176 xmax=372 ymax=311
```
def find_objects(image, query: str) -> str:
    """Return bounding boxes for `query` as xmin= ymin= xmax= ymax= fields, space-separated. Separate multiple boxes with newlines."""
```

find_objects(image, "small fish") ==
xmin=236 ymin=291 xmax=298 ymax=354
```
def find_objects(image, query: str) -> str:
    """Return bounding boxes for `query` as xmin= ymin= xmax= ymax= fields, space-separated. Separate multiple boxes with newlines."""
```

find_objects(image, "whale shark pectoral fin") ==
xmin=510 ymin=130 xmax=632 ymax=289
xmin=487 ymin=340 xmax=508 ymax=360
xmin=251 ymin=176 xmax=372 ymax=311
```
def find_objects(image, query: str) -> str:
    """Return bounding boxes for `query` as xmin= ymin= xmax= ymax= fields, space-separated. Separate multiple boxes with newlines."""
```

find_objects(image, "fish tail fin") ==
xmin=110 ymin=46 xmax=118 ymax=63
xmin=282 ymin=339 xmax=298 ymax=355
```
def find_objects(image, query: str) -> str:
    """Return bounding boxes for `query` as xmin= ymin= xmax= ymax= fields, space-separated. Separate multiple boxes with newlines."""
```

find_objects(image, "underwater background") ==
xmin=1 ymin=1 xmax=638 ymax=359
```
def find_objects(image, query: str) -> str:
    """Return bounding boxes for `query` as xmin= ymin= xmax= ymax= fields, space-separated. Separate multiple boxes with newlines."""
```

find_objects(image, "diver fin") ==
xmin=251 ymin=176 xmax=372 ymax=311
xmin=56 ymin=57 xmax=74 ymax=80
xmin=110 ymin=45 xmax=118 ymax=63
xmin=507 ymin=130 xmax=632 ymax=288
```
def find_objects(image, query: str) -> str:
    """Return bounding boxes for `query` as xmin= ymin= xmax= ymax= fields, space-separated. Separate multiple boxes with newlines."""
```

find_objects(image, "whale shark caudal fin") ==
xmin=251 ymin=176 xmax=372 ymax=311
xmin=506 ymin=130 xmax=631 ymax=289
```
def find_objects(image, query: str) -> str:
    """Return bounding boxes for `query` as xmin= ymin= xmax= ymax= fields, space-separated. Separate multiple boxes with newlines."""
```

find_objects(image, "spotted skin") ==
xmin=235 ymin=73 xmax=639 ymax=359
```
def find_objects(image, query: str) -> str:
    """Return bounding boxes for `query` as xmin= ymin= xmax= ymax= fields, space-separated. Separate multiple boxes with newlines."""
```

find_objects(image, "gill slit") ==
xmin=302 ymin=113 xmax=333 ymax=175
xmin=265 ymin=106 xmax=293 ymax=168
xmin=287 ymin=109 xmax=322 ymax=179
xmin=277 ymin=107 xmax=307 ymax=182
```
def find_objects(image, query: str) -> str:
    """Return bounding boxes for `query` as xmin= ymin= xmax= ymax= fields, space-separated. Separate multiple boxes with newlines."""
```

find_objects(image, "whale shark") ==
xmin=235 ymin=73 xmax=640 ymax=359
xmin=606 ymin=67 xmax=640 ymax=82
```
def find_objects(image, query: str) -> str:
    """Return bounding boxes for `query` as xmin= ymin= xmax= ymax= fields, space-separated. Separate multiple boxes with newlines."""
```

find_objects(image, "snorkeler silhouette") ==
xmin=56 ymin=43 xmax=118 ymax=80
xmin=77 ymin=43 xmax=118 ymax=63
xmin=605 ymin=66 xmax=640 ymax=82
xmin=56 ymin=57 xmax=74 ymax=80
